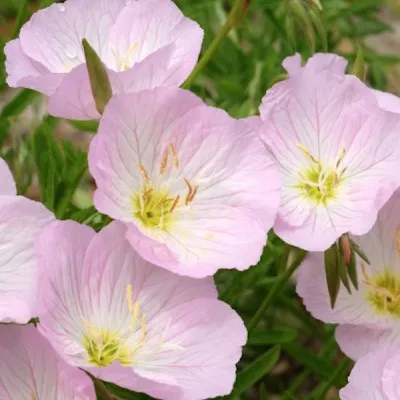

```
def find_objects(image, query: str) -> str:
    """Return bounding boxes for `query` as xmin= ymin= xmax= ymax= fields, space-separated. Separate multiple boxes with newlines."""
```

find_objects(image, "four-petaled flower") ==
xmin=89 ymin=87 xmax=280 ymax=278
xmin=35 ymin=220 xmax=247 ymax=399
xmin=5 ymin=0 xmax=203 ymax=120
xmin=259 ymin=55 xmax=400 ymax=251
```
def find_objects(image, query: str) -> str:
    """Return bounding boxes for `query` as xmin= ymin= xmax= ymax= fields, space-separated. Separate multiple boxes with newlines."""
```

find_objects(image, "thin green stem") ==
xmin=182 ymin=0 xmax=250 ymax=89
xmin=247 ymin=249 xmax=307 ymax=333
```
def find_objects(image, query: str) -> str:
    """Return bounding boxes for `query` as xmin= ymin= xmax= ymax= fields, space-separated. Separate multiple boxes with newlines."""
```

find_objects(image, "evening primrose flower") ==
xmin=0 ymin=324 xmax=95 ymax=399
xmin=35 ymin=220 xmax=247 ymax=399
xmin=283 ymin=52 xmax=400 ymax=114
xmin=259 ymin=57 xmax=400 ymax=251
xmin=297 ymin=191 xmax=400 ymax=357
xmin=88 ymin=87 xmax=280 ymax=278
xmin=340 ymin=347 xmax=400 ymax=400
xmin=5 ymin=0 xmax=203 ymax=120
xmin=0 ymin=157 xmax=53 ymax=323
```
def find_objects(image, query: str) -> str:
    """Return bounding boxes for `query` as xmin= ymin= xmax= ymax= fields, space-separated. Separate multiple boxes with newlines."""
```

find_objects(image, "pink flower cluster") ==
xmin=293 ymin=55 xmax=400 ymax=398
xmin=4 ymin=0 xmax=400 ymax=397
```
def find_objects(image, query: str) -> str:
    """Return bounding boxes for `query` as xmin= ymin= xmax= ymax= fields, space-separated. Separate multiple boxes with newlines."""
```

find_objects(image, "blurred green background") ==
xmin=1 ymin=0 xmax=400 ymax=399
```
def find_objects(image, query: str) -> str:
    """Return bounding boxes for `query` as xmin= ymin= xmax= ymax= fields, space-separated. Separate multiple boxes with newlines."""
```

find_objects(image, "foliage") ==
xmin=0 ymin=0 xmax=398 ymax=398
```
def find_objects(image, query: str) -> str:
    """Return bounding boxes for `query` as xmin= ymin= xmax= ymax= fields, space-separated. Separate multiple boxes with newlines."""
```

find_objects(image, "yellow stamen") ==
xmin=170 ymin=144 xmax=179 ymax=169
xmin=336 ymin=147 xmax=346 ymax=169
xmin=170 ymin=195 xmax=180 ymax=213
xmin=296 ymin=143 xmax=319 ymax=164
xmin=139 ymin=163 xmax=152 ymax=187
xmin=184 ymin=178 xmax=193 ymax=204
xmin=160 ymin=148 xmax=169 ymax=175
xmin=187 ymin=185 xmax=199 ymax=204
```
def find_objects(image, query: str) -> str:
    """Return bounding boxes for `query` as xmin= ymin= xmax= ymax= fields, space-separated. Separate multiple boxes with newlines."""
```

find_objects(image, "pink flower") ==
xmin=5 ymin=0 xmax=203 ymax=120
xmin=0 ymin=324 xmax=95 ymax=399
xmin=35 ymin=220 xmax=247 ymax=399
xmin=88 ymin=87 xmax=280 ymax=278
xmin=284 ymin=52 xmax=400 ymax=114
xmin=340 ymin=347 xmax=400 ymax=400
xmin=0 ymin=157 xmax=53 ymax=323
xmin=259 ymin=54 xmax=400 ymax=251
xmin=297 ymin=190 xmax=400 ymax=358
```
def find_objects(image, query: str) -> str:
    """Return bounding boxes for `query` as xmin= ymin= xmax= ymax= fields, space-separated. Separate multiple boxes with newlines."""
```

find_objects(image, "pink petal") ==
xmin=0 ymin=196 xmax=53 ymax=323
xmin=340 ymin=349 xmax=389 ymax=400
xmin=109 ymin=0 xmax=203 ymax=84
xmin=0 ymin=158 xmax=16 ymax=195
xmin=336 ymin=324 xmax=400 ymax=361
xmin=90 ymin=88 xmax=279 ymax=276
xmin=36 ymin=220 xmax=245 ymax=398
xmin=0 ymin=324 xmax=95 ymax=399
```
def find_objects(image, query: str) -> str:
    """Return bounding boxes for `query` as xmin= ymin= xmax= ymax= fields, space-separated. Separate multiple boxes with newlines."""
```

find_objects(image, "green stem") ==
xmin=182 ymin=0 xmax=250 ymax=89
xmin=247 ymin=249 xmax=307 ymax=333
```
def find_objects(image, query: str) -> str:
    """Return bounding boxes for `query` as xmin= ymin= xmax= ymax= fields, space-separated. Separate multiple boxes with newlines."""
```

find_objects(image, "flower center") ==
xmin=82 ymin=285 xmax=147 ymax=367
xmin=363 ymin=263 xmax=400 ymax=318
xmin=296 ymin=144 xmax=346 ymax=204
xmin=83 ymin=327 xmax=133 ymax=367
xmin=132 ymin=144 xmax=198 ymax=231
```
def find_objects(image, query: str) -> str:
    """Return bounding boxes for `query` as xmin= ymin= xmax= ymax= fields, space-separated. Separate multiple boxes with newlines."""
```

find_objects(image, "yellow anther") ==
xmin=296 ymin=143 xmax=319 ymax=164
xmin=31 ymin=395 xmax=37 ymax=400
xmin=170 ymin=144 xmax=179 ymax=170
xmin=160 ymin=147 xmax=169 ymax=175
xmin=170 ymin=195 xmax=180 ymax=213
xmin=126 ymin=284 xmax=134 ymax=314
xmin=184 ymin=178 xmax=198 ymax=205
xmin=336 ymin=147 xmax=346 ymax=169
xmin=139 ymin=163 xmax=152 ymax=187
xmin=119 ymin=41 xmax=139 ymax=71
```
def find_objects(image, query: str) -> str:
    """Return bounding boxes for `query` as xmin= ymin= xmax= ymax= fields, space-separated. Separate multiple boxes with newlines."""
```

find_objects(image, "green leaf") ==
xmin=347 ymin=250 xmax=359 ymax=290
xmin=82 ymin=38 xmax=112 ymax=115
xmin=338 ymin=248 xmax=351 ymax=294
xmin=350 ymin=238 xmax=371 ymax=265
xmin=248 ymin=329 xmax=298 ymax=345
xmin=230 ymin=345 xmax=281 ymax=396
xmin=324 ymin=243 xmax=340 ymax=308
xmin=283 ymin=342 xmax=342 ymax=384
xmin=67 ymin=119 xmax=99 ymax=133
xmin=259 ymin=383 xmax=268 ymax=400
xmin=12 ymin=0 xmax=29 ymax=38
xmin=0 ymin=89 xmax=38 ymax=119
xmin=351 ymin=46 xmax=366 ymax=81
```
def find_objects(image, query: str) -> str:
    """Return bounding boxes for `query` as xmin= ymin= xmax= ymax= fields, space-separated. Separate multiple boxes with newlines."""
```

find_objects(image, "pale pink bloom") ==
xmin=340 ymin=347 xmax=400 ymax=400
xmin=88 ymin=88 xmax=280 ymax=278
xmin=336 ymin=324 xmax=400 ymax=361
xmin=0 ymin=324 xmax=95 ymax=399
xmin=259 ymin=55 xmax=400 ymax=251
xmin=284 ymin=52 xmax=400 ymax=114
xmin=0 ymin=157 xmax=53 ymax=323
xmin=35 ymin=220 xmax=247 ymax=399
xmin=5 ymin=0 xmax=203 ymax=120
xmin=297 ymin=191 xmax=400 ymax=358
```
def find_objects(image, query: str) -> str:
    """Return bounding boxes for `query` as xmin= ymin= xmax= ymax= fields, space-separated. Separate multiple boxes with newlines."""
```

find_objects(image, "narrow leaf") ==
xmin=350 ymin=239 xmax=371 ymax=265
xmin=351 ymin=46 xmax=367 ymax=81
xmin=231 ymin=345 xmax=281 ymax=396
xmin=82 ymin=39 xmax=112 ymax=115
xmin=338 ymin=248 xmax=351 ymax=294
xmin=347 ymin=249 xmax=359 ymax=290
xmin=324 ymin=243 xmax=340 ymax=308
xmin=248 ymin=329 xmax=298 ymax=345
xmin=0 ymin=89 xmax=38 ymax=119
